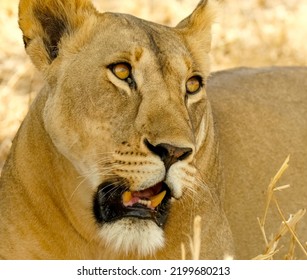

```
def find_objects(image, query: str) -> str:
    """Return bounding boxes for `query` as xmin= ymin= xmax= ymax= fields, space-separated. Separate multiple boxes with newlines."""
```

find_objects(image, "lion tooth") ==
xmin=150 ymin=190 xmax=166 ymax=208
xmin=122 ymin=191 xmax=132 ymax=203
xmin=139 ymin=199 xmax=151 ymax=207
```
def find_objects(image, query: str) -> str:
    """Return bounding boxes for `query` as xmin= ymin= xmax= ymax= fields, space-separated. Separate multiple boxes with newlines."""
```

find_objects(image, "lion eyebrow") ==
xmin=134 ymin=47 xmax=144 ymax=62
xmin=183 ymin=56 xmax=193 ymax=71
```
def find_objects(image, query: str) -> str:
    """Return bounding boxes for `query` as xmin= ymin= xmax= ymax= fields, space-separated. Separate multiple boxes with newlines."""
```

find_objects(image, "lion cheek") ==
xmin=165 ymin=162 xmax=196 ymax=199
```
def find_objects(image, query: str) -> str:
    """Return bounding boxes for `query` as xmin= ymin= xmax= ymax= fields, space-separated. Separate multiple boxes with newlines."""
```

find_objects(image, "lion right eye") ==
xmin=111 ymin=63 xmax=131 ymax=80
xmin=186 ymin=76 xmax=202 ymax=95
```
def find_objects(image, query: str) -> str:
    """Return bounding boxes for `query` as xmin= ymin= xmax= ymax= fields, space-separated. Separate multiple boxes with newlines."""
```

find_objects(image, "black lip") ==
xmin=93 ymin=181 xmax=171 ymax=227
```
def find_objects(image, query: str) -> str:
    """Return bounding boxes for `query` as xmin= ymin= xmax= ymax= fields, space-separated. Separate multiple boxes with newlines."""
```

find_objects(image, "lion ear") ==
xmin=19 ymin=0 xmax=97 ymax=72
xmin=175 ymin=0 xmax=217 ymax=72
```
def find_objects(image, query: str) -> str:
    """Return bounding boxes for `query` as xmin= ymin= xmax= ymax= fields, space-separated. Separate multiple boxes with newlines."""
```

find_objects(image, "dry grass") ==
xmin=254 ymin=156 xmax=307 ymax=260
xmin=182 ymin=157 xmax=307 ymax=260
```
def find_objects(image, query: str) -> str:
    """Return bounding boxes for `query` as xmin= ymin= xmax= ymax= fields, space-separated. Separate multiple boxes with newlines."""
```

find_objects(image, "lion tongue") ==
xmin=122 ymin=188 xmax=166 ymax=209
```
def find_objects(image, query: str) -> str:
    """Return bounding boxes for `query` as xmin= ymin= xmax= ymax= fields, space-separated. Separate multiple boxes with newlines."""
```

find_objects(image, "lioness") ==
xmin=0 ymin=0 xmax=306 ymax=260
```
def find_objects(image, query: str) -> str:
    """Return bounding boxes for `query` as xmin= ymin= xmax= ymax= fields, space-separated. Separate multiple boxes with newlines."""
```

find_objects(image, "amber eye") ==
xmin=186 ymin=76 xmax=202 ymax=94
xmin=112 ymin=63 xmax=131 ymax=80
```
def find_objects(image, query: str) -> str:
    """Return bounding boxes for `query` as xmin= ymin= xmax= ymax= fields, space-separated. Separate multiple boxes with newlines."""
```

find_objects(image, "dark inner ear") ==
xmin=22 ymin=35 xmax=31 ymax=49
xmin=34 ymin=6 xmax=68 ymax=61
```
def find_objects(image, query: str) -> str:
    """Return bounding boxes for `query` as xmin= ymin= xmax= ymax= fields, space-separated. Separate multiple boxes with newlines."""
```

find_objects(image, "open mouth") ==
xmin=93 ymin=181 xmax=172 ymax=227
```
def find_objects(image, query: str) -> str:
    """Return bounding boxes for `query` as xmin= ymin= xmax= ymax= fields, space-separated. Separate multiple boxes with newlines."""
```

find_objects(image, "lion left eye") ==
xmin=186 ymin=76 xmax=202 ymax=94
xmin=109 ymin=62 xmax=136 ymax=89
xmin=112 ymin=63 xmax=131 ymax=80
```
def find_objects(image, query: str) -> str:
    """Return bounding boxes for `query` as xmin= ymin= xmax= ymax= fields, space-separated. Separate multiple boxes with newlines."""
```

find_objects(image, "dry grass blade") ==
xmin=181 ymin=215 xmax=202 ymax=260
xmin=255 ymin=156 xmax=307 ymax=259
xmin=257 ymin=156 xmax=290 ymax=248
xmin=253 ymin=249 xmax=280 ymax=260
xmin=274 ymin=184 xmax=291 ymax=192
xmin=273 ymin=200 xmax=307 ymax=257
xmin=262 ymin=208 xmax=306 ymax=259
xmin=285 ymin=232 xmax=296 ymax=260
xmin=181 ymin=242 xmax=186 ymax=260
xmin=191 ymin=215 xmax=202 ymax=260
xmin=261 ymin=155 xmax=290 ymax=226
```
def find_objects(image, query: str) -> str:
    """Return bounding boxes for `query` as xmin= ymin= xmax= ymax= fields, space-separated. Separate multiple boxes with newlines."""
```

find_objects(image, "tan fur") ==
xmin=0 ymin=0 xmax=306 ymax=260
xmin=207 ymin=67 xmax=307 ymax=259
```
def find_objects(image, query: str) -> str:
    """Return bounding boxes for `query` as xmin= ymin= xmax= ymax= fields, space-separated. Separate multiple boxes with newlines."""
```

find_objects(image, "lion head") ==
xmin=0 ymin=0 xmax=233 ymax=259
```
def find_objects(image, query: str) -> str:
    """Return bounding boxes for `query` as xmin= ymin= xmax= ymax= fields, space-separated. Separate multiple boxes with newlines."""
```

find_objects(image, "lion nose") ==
xmin=144 ymin=139 xmax=193 ymax=170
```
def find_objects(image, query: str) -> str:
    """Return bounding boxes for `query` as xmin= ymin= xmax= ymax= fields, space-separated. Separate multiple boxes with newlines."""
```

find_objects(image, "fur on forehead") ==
xmin=19 ymin=0 xmax=216 ymax=76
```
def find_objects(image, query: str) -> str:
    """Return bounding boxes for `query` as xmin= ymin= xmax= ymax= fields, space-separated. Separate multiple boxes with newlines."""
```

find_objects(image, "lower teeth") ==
xmin=138 ymin=199 xmax=151 ymax=207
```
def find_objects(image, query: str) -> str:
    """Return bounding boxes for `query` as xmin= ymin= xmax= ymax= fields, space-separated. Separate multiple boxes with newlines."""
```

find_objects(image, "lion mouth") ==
xmin=93 ymin=181 xmax=171 ymax=227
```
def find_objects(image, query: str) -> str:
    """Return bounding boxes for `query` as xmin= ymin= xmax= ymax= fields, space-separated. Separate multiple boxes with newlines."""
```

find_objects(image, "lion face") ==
xmin=19 ymin=0 xmax=216 ymax=257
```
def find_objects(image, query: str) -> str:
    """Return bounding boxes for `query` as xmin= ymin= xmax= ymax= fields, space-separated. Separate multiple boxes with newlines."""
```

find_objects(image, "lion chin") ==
xmin=100 ymin=218 xmax=164 ymax=257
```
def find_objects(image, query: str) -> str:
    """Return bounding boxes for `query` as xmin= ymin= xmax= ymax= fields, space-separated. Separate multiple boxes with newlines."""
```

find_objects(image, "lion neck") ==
xmin=0 ymin=88 xmax=106 ymax=259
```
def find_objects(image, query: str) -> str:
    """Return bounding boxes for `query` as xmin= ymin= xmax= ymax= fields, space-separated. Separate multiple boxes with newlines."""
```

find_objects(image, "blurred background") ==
xmin=1 ymin=0 xmax=307 ymax=172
